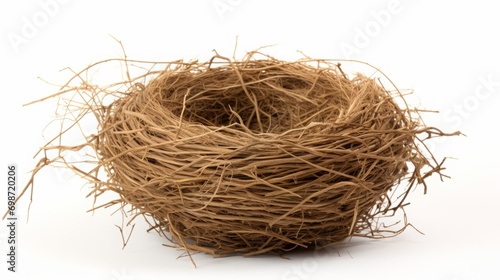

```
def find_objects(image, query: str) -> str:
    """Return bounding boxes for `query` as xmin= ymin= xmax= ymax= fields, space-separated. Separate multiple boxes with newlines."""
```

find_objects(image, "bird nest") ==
xmin=15 ymin=49 xmax=459 ymax=264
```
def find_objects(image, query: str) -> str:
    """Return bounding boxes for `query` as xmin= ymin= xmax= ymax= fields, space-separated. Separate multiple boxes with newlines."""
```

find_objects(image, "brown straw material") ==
xmin=15 ymin=49 xmax=460 ymax=263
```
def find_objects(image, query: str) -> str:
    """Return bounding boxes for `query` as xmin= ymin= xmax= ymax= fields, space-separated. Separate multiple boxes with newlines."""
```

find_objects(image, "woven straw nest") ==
xmin=19 ymin=50 xmax=458 ymax=263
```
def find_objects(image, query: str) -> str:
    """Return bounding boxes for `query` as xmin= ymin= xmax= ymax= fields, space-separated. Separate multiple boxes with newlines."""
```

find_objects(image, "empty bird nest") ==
xmin=14 ymin=48 xmax=459 ymax=265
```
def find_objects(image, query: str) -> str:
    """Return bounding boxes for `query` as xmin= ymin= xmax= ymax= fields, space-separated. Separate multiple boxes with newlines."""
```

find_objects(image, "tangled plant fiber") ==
xmin=13 ymin=49 xmax=459 ymax=264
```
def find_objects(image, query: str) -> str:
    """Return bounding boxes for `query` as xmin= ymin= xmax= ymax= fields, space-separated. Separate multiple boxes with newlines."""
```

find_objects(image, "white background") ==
xmin=1 ymin=0 xmax=499 ymax=279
